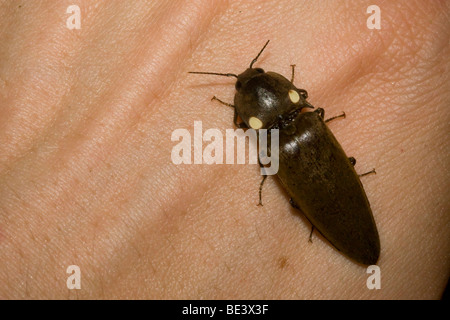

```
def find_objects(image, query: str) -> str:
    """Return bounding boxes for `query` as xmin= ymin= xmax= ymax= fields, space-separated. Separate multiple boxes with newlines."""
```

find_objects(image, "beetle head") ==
xmin=189 ymin=40 xmax=311 ymax=129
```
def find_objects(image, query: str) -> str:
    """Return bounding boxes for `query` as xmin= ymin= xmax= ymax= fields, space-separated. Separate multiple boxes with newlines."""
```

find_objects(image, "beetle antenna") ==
xmin=188 ymin=71 xmax=238 ymax=78
xmin=249 ymin=40 xmax=270 ymax=69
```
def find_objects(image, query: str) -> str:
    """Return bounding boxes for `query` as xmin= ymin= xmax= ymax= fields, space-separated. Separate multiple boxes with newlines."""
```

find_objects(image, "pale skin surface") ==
xmin=0 ymin=0 xmax=448 ymax=299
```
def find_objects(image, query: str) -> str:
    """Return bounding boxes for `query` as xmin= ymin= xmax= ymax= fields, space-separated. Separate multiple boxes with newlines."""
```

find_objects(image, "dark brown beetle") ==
xmin=189 ymin=41 xmax=380 ymax=265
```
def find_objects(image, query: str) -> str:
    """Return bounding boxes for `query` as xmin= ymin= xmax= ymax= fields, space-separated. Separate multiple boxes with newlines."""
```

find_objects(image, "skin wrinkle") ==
xmin=16 ymin=1 xmax=214 ymax=220
xmin=0 ymin=0 xmax=214 ymax=174
xmin=1 ymin=0 xmax=220 ymax=300
xmin=0 ymin=3 xmax=79 ymax=165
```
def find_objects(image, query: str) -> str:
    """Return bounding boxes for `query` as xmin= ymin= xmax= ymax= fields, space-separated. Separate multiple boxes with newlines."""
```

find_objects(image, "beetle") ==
xmin=189 ymin=40 xmax=380 ymax=265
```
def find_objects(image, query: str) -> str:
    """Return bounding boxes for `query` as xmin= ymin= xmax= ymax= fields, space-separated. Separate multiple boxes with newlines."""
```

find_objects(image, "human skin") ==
xmin=0 ymin=0 xmax=448 ymax=299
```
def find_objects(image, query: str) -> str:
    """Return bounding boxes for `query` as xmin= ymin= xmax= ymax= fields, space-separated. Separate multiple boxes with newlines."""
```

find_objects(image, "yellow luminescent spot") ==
xmin=249 ymin=117 xmax=263 ymax=129
xmin=289 ymin=89 xmax=300 ymax=104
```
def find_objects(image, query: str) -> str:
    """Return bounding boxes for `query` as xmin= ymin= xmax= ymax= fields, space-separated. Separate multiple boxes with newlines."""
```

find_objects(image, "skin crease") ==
xmin=0 ymin=0 xmax=448 ymax=299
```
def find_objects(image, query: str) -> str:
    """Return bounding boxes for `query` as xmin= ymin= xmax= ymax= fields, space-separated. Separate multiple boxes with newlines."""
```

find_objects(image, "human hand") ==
xmin=0 ymin=0 xmax=448 ymax=299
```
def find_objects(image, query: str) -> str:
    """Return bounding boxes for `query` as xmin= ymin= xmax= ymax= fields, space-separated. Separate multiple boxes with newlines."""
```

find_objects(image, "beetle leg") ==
xmin=351 ymin=159 xmax=376 ymax=177
xmin=211 ymin=96 xmax=234 ymax=108
xmin=359 ymin=168 xmax=376 ymax=177
xmin=290 ymin=64 xmax=296 ymax=83
xmin=257 ymin=156 xmax=268 ymax=206
xmin=290 ymin=66 xmax=310 ymax=101
xmin=348 ymin=157 xmax=356 ymax=166
xmin=234 ymin=110 xmax=248 ymax=129
xmin=210 ymin=96 xmax=247 ymax=128
xmin=289 ymin=198 xmax=315 ymax=242
xmin=257 ymin=176 xmax=268 ymax=206
xmin=298 ymin=89 xmax=308 ymax=100
xmin=308 ymin=226 xmax=315 ymax=243
xmin=314 ymin=107 xmax=325 ymax=119
xmin=289 ymin=198 xmax=300 ymax=209
xmin=325 ymin=111 xmax=346 ymax=123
